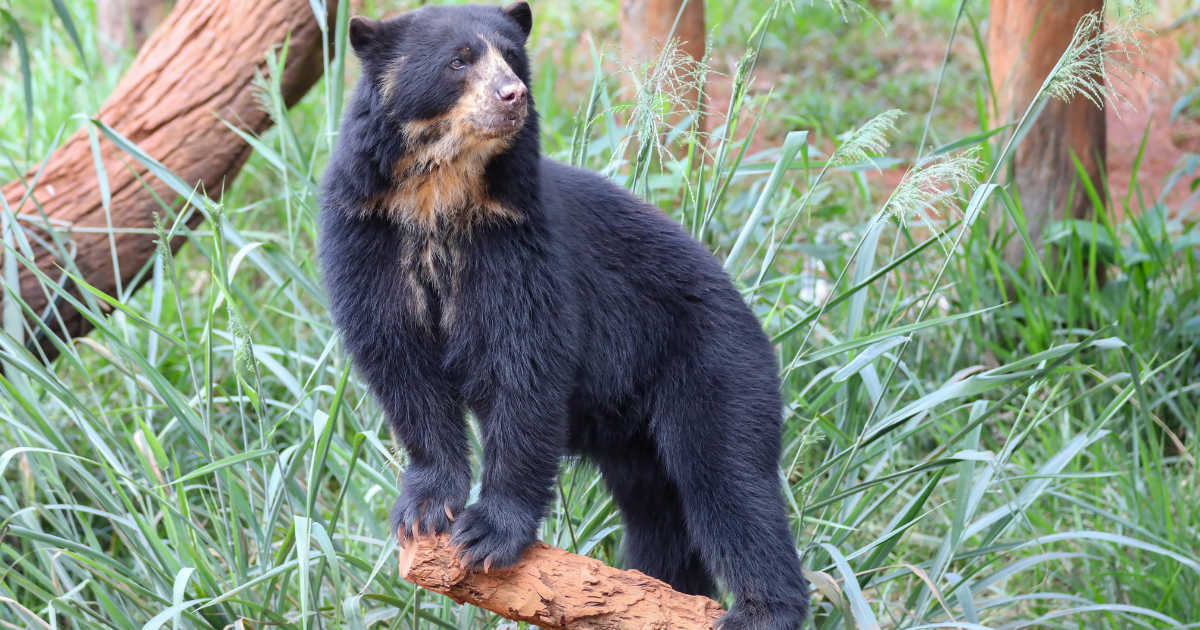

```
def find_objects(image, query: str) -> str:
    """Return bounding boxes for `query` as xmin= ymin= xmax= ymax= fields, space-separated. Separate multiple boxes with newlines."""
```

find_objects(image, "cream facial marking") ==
xmin=379 ymin=55 xmax=408 ymax=103
xmin=368 ymin=40 xmax=527 ymax=230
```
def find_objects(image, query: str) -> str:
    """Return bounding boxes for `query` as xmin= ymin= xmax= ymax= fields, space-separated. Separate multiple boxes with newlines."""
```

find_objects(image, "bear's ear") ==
xmin=348 ymin=16 xmax=383 ymax=57
xmin=503 ymin=1 xmax=533 ymax=39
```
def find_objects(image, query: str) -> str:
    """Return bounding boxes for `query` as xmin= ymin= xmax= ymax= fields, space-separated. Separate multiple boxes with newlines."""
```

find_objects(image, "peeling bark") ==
xmin=2 ymin=0 xmax=332 ymax=360
xmin=399 ymin=534 xmax=725 ymax=630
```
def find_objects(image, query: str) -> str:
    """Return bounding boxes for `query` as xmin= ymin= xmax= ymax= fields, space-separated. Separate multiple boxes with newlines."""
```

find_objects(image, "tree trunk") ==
xmin=619 ymin=0 xmax=706 ymax=65
xmin=97 ymin=0 xmax=169 ymax=64
xmin=619 ymin=0 xmax=706 ymax=126
xmin=1 ymin=0 xmax=332 ymax=361
xmin=398 ymin=534 xmax=725 ymax=630
xmin=989 ymin=0 xmax=1106 ymax=273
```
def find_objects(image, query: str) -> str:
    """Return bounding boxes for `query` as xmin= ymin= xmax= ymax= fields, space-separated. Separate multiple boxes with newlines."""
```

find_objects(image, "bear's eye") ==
xmin=505 ymin=50 xmax=518 ymax=62
xmin=450 ymin=59 xmax=465 ymax=70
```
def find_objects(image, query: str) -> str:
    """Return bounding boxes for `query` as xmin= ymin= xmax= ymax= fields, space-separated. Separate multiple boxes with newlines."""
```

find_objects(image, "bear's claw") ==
xmin=449 ymin=503 xmax=534 ymax=572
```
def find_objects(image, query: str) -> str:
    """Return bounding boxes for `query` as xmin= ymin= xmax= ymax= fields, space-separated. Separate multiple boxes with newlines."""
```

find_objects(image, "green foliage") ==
xmin=0 ymin=0 xmax=1197 ymax=628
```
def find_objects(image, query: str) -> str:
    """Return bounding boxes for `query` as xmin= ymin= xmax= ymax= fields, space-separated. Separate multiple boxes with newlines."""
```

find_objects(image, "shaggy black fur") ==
xmin=319 ymin=4 xmax=808 ymax=628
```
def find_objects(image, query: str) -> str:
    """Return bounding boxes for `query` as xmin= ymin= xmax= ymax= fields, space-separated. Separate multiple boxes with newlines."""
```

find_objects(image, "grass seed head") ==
xmin=620 ymin=37 xmax=714 ymax=167
xmin=883 ymin=147 xmax=983 ymax=245
xmin=1042 ymin=0 xmax=1154 ymax=115
xmin=830 ymin=109 xmax=903 ymax=169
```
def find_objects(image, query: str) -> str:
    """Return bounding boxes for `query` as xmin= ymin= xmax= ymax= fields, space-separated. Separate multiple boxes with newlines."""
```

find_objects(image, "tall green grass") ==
xmin=0 ymin=0 xmax=1197 ymax=628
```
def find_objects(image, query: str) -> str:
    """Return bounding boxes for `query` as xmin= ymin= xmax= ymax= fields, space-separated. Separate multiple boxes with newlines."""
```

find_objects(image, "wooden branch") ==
xmin=399 ymin=534 xmax=725 ymax=630
xmin=2 ymin=0 xmax=332 ymax=360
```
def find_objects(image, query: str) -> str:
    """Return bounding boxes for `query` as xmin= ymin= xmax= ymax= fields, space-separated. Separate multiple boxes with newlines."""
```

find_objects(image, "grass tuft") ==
xmin=829 ymin=109 xmax=904 ymax=168
xmin=882 ymin=147 xmax=982 ymax=242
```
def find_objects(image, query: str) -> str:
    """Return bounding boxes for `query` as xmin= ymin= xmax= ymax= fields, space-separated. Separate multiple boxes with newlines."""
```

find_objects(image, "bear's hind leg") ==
xmin=650 ymin=381 xmax=809 ymax=630
xmin=595 ymin=441 xmax=716 ymax=597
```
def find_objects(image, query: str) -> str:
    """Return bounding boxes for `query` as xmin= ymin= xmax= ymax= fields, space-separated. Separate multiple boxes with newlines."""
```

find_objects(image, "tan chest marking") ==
xmin=400 ymin=235 xmax=465 ymax=331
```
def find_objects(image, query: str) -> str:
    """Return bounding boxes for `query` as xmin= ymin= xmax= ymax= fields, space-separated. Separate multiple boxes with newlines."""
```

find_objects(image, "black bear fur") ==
xmin=319 ymin=3 xmax=809 ymax=628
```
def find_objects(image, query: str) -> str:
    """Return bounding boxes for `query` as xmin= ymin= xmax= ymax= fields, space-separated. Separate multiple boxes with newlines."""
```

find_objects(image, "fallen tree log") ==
xmin=1 ymin=0 xmax=333 ymax=360
xmin=398 ymin=534 xmax=725 ymax=630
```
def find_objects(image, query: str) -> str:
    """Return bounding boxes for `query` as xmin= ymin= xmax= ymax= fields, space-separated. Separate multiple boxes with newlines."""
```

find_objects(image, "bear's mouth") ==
xmin=477 ymin=114 xmax=525 ymax=138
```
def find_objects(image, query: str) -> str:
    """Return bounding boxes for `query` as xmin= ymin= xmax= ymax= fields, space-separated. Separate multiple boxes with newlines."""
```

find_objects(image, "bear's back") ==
xmin=538 ymin=158 xmax=732 ymax=308
xmin=537 ymin=158 xmax=777 ymax=426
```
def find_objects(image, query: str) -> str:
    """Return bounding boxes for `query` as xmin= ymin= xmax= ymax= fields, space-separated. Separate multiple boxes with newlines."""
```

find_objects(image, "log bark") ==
xmin=989 ymin=0 xmax=1106 ymax=272
xmin=398 ymin=534 xmax=725 ymax=630
xmin=97 ymin=0 xmax=169 ymax=64
xmin=2 ymin=0 xmax=332 ymax=360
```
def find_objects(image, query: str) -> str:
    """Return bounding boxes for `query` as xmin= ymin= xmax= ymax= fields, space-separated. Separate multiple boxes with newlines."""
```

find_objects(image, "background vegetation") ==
xmin=0 ymin=0 xmax=1198 ymax=628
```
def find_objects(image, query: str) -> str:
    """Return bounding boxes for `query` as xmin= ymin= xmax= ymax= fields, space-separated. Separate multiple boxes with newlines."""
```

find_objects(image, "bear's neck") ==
xmin=326 ymin=92 xmax=544 ymax=234
xmin=368 ymin=119 xmax=512 ymax=231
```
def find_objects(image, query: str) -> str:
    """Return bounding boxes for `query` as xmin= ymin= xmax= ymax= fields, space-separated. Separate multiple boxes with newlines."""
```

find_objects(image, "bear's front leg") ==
xmin=390 ymin=457 xmax=470 ymax=541
xmin=447 ymin=230 xmax=575 ymax=571
xmin=381 ymin=377 xmax=472 ymax=543
xmin=450 ymin=391 xmax=567 ymax=572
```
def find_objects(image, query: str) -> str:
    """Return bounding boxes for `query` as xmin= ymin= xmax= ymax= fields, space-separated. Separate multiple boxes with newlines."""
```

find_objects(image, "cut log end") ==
xmin=398 ymin=534 xmax=724 ymax=630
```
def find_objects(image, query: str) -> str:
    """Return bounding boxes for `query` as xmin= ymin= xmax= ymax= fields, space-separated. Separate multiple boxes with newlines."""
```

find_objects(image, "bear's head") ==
xmin=348 ymin=3 xmax=534 ymax=163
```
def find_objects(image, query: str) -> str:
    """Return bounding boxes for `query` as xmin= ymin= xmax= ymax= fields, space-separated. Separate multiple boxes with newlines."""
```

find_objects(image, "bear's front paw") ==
xmin=449 ymin=502 xmax=536 ymax=572
xmin=717 ymin=599 xmax=807 ymax=630
xmin=390 ymin=476 xmax=468 ymax=542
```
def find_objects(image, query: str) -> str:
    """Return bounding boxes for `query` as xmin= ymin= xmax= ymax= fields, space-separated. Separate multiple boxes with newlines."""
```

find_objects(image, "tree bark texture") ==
xmin=2 ymin=0 xmax=332 ymax=360
xmin=398 ymin=534 xmax=725 ymax=630
xmin=619 ymin=0 xmax=706 ymax=130
xmin=97 ymin=0 xmax=169 ymax=64
xmin=619 ymin=0 xmax=706 ymax=65
xmin=989 ymin=0 xmax=1107 ymax=271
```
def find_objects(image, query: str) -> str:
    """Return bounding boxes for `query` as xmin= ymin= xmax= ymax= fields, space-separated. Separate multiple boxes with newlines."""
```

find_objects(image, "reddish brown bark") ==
xmin=2 ymin=0 xmax=332 ymax=359
xmin=619 ymin=0 xmax=706 ymax=126
xmin=989 ymin=0 xmax=1107 ymax=271
xmin=399 ymin=534 xmax=725 ymax=630
xmin=619 ymin=0 xmax=706 ymax=65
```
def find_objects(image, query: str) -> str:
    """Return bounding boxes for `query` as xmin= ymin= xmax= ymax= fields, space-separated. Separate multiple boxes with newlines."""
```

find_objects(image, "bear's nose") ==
xmin=495 ymin=81 xmax=528 ymax=108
